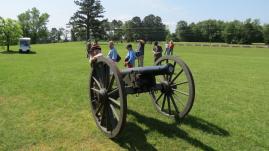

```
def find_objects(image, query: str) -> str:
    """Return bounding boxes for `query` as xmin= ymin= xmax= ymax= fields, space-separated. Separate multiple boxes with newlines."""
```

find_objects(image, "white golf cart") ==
xmin=19 ymin=38 xmax=31 ymax=53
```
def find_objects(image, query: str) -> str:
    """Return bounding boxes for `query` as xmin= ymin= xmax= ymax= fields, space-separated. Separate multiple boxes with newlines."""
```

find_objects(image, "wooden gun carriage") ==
xmin=89 ymin=56 xmax=195 ymax=138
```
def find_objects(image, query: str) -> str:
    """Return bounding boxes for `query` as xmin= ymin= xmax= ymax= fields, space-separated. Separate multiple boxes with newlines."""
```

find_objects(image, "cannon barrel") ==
xmin=121 ymin=63 xmax=174 ymax=76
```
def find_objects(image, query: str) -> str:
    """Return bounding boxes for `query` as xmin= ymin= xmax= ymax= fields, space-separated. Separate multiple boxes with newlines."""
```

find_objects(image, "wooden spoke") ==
xmin=92 ymin=76 xmax=102 ymax=89
xmin=170 ymin=69 xmax=183 ymax=84
xmin=91 ymin=98 xmax=98 ymax=103
xmin=110 ymin=104 xmax=119 ymax=121
xmin=95 ymin=67 xmax=103 ymax=84
xmin=109 ymin=97 xmax=120 ymax=108
xmin=162 ymin=60 xmax=169 ymax=80
xmin=108 ymin=106 xmax=117 ymax=130
xmin=95 ymin=103 xmax=104 ymax=117
xmin=170 ymin=95 xmax=180 ymax=113
xmin=91 ymin=88 xmax=101 ymax=94
xmin=108 ymin=75 xmax=115 ymax=91
xmin=173 ymin=93 xmax=185 ymax=107
xmin=167 ymin=95 xmax=171 ymax=115
xmin=100 ymin=105 xmax=107 ymax=127
xmin=106 ymin=105 xmax=112 ymax=131
xmin=104 ymin=66 xmax=110 ymax=88
xmin=168 ymin=61 xmax=177 ymax=81
xmin=171 ymin=81 xmax=189 ymax=87
xmin=173 ymin=61 xmax=177 ymax=68
xmin=156 ymin=92 xmax=164 ymax=104
xmin=108 ymin=88 xmax=119 ymax=97
xmin=161 ymin=94 xmax=167 ymax=111
xmin=172 ymin=88 xmax=189 ymax=96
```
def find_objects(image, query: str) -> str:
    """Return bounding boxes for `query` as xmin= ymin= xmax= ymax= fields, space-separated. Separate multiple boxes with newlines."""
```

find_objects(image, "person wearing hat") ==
xmin=136 ymin=39 xmax=145 ymax=67
xmin=87 ymin=43 xmax=103 ymax=63
xmin=152 ymin=41 xmax=163 ymax=62
xmin=124 ymin=44 xmax=136 ymax=68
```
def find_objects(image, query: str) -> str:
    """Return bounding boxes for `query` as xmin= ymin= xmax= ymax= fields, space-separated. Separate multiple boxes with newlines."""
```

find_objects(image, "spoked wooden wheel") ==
xmin=89 ymin=57 xmax=127 ymax=138
xmin=150 ymin=56 xmax=195 ymax=119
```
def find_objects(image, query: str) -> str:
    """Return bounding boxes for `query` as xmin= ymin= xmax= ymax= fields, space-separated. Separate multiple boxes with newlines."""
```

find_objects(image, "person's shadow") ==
xmin=0 ymin=50 xmax=36 ymax=55
xmin=114 ymin=109 xmax=229 ymax=151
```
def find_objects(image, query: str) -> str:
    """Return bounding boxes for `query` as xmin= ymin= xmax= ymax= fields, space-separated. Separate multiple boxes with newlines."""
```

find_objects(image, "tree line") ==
xmin=175 ymin=19 xmax=269 ymax=44
xmin=1 ymin=0 xmax=269 ymax=52
xmin=68 ymin=0 xmax=167 ymax=42
xmin=0 ymin=7 xmax=70 ymax=51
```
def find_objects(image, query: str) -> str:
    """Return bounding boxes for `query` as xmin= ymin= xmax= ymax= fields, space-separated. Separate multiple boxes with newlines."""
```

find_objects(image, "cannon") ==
xmin=89 ymin=56 xmax=195 ymax=138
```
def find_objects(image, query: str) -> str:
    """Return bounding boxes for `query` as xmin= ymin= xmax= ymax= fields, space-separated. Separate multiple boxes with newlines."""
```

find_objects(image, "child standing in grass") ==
xmin=153 ymin=41 xmax=163 ymax=62
xmin=168 ymin=40 xmax=174 ymax=55
xmin=124 ymin=44 xmax=136 ymax=68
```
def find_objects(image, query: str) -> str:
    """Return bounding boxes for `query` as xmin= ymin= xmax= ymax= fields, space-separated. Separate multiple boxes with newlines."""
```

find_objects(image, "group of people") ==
xmin=86 ymin=40 xmax=174 ymax=68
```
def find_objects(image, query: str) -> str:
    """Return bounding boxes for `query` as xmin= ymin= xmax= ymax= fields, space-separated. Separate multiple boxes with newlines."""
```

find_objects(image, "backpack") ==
xmin=116 ymin=54 xmax=121 ymax=62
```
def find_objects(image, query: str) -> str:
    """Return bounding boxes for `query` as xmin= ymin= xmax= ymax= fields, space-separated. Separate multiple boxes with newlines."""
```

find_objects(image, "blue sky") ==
xmin=0 ymin=0 xmax=268 ymax=32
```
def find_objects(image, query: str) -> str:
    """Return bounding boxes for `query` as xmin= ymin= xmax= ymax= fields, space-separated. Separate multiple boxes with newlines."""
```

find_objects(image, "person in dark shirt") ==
xmin=136 ymin=39 xmax=145 ymax=67
xmin=152 ymin=41 xmax=163 ymax=62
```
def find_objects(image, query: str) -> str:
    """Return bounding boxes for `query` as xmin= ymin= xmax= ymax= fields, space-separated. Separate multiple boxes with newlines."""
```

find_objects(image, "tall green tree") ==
xmin=0 ymin=18 xmax=22 ymax=51
xmin=142 ymin=14 xmax=167 ymax=41
xmin=107 ymin=20 xmax=124 ymax=41
xmin=123 ymin=20 xmax=134 ymax=42
xmin=264 ymin=24 xmax=269 ymax=45
xmin=249 ymin=19 xmax=263 ymax=43
xmin=57 ymin=28 xmax=65 ymax=41
xmin=223 ymin=20 xmax=242 ymax=44
xmin=131 ymin=16 xmax=143 ymax=40
xmin=49 ymin=28 xmax=59 ymax=42
xmin=175 ymin=21 xmax=193 ymax=41
xmin=189 ymin=23 xmax=202 ymax=42
xmin=70 ymin=0 xmax=105 ymax=40
xmin=18 ymin=7 xmax=49 ymax=44
xmin=195 ymin=20 xmax=225 ymax=42
xmin=240 ymin=19 xmax=263 ymax=44
xmin=123 ymin=16 xmax=143 ymax=41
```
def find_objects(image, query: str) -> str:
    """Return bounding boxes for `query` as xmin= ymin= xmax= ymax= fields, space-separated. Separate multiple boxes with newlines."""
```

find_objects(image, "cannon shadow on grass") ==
xmin=114 ymin=109 xmax=229 ymax=151
xmin=0 ymin=50 xmax=37 ymax=55
xmin=181 ymin=115 xmax=229 ymax=136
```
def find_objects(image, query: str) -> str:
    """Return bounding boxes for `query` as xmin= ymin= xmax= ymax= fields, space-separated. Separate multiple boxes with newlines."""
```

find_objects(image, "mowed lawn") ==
xmin=0 ymin=42 xmax=268 ymax=150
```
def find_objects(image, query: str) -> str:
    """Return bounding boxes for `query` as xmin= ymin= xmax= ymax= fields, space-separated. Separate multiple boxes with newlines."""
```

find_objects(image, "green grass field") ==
xmin=0 ymin=42 xmax=268 ymax=150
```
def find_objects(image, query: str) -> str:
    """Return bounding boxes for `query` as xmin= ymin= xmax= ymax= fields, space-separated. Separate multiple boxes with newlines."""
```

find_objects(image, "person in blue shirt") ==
xmin=107 ymin=41 xmax=119 ymax=62
xmin=124 ymin=44 xmax=136 ymax=68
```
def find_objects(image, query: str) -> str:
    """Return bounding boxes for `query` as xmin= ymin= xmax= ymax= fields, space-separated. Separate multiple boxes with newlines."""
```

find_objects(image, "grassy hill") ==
xmin=0 ymin=42 xmax=268 ymax=150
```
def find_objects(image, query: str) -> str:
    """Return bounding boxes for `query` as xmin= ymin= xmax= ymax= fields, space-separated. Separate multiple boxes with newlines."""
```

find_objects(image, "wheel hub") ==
xmin=161 ymin=81 xmax=173 ymax=95
xmin=99 ymin=88 xmax=108 ymax=102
